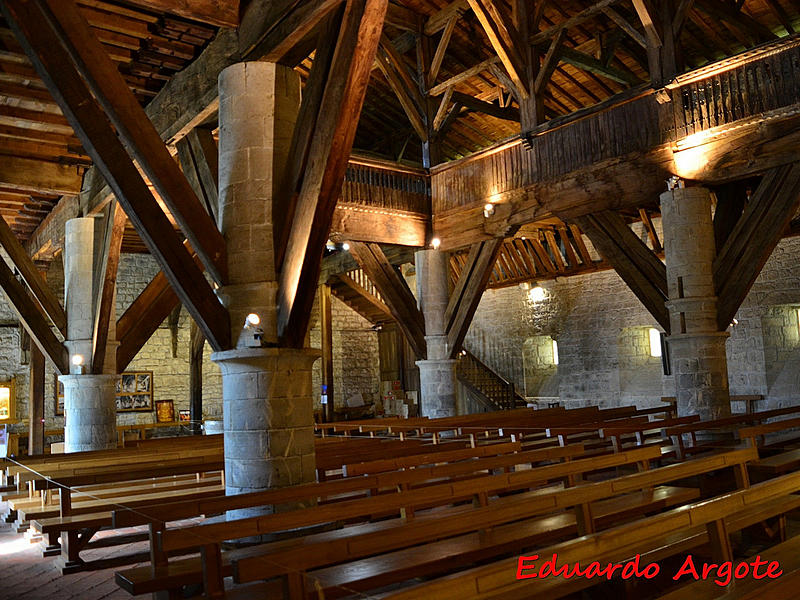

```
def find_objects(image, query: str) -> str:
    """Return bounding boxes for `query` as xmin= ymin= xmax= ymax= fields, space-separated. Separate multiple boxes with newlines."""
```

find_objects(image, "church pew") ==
xmin=666 ymin=405 xmax=800 ymax=459
xmin=737 ymin=417 xmax=800 ymax=480
xmin=230 ymin=450 xmax=755 ymax=598
xmin=379 ymin=461 xmax=800 ymax=600
xmin=26 ymin=457 xmax=225 ymax=572
xmin=114 ymin=445 xmax=667 ymax=596
xmin=599 ymin=414 xmax=701 ymax=457
xmin=32 ymin=443 xmax=572 ymax=579
xmin=4 ymin=435 xmax=223 ymax=487
xmin=342 ymin=440 xmax=522 ymax=476
xmin=656 ymin=533 xmax=800 ymax=599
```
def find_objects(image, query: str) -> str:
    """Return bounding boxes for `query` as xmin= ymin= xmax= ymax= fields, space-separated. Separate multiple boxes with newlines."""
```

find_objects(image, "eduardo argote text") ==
xmin=517 ymin=553 xmax=782 ymax=586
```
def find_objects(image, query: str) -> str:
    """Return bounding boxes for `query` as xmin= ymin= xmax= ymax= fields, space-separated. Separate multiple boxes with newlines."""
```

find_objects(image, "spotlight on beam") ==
xmin=483 ymin=203 xmax=495 ymax=218
xmin=431 ymin=237 xmax=441 ymax=249
xmin=342 ymin=242 xmax=351 ymax=251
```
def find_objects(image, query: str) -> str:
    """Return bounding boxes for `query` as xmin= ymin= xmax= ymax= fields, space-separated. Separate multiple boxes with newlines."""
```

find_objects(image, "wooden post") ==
xmin=27 ymin=345 xmax=45 ymax=455
xmin=320 ymin=284 xmax=335 ymax=422
xmin=189 ymin=321 xmax=204 ymax=435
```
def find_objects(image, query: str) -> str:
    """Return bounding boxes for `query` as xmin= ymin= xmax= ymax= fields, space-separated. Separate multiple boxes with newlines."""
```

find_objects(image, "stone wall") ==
xmin=310 ymin=295 xmax=380 ymax=412
xmin=465 ymin=231 xmax=800 ymax=410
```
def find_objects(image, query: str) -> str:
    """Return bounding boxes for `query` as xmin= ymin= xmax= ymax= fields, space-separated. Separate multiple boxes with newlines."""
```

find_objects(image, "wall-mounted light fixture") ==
xmin=528 ymin=285 xmax=546 ymax=302
xmin=431 ymin=237 xmax=441 ymax=249
xmin=342 ymin=242 xmax=350 ymax=251
xmin=242 ymin=313 xmax=263 ymax=348
xmin=648 ymin=328 xmax=662 ymax=358
xmin=71 ymin=354 xmax=85 ymax=375
xmin=483 ymin=203 xmax=495 ymax=218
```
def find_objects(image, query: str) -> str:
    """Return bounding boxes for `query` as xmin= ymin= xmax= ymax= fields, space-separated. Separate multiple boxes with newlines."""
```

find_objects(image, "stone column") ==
xmin=213 ymin=61 xmax=317 ymax=518
xmin=415 ymin=249 xmax=458 ymax=418
xmin=661 ymin=187 xmax=731 ymax=420
xmin=61 ymin=217 xmax=116 ymax=452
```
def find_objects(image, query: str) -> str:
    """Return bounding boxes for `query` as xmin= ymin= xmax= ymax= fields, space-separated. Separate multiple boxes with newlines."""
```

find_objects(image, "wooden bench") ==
xmin=657 ymin=533 xmax=800 ymax=599
xmin=380 ymin=462 xmax=800 ymax=600
xmin=25 ymin=456 xmax=225 ymax=572
xmin=229 ymin=450 xmax=757 ymax=598
xmin=666 ymin=405 xmax=800 ymax=459
xmin=113 ymin=445 xmax=666 ymax=597
xmin=342 ymin=440 xmax=522 ymax=476
xmin=599 ymin=414 xmax=701 ymax=457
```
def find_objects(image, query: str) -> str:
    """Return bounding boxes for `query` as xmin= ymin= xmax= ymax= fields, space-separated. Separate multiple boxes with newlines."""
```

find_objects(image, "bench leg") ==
xmin=706 ymin=519 xmax=733 ymax=564
xmin=43 ymin=530 xmax=60 ymax=556
xmin=285 ymin=571 xmax=306 ymax=600
xmin=201 ymin=543 xmax=225 ymax=599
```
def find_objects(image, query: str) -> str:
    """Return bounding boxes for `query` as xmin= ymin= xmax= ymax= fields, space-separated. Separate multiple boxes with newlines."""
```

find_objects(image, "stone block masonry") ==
xmin=465 ymin=224 xmax=800 ymax=412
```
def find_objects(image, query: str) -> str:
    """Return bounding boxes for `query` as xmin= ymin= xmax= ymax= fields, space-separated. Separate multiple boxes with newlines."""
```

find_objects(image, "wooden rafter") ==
xmin=41 ymin=0 xmax=227 ymax=287
xmin=638 ymin=208 xmax=662 ymax=254
xmin=176 ymin=127 xmax=219 ymax=224
xmin=276 ymin=0 xmax=389 ymax=346
xmin=0 ymin=254 xmax=67 ymax=375
xmin=714 ymin=164 xmax=800 ymax=331
xmin=91 ymin=201 xmax=126 ymax=374
xmin=0 ymin=213 xmax=65 ymax=335
xmin=575 ymin=210 xmax=669 ymax=332
xmin=428 ymin=14 xmax=458 ymax=87
xmin=445 ymin=238 xmax=502 ymax=356
xmin=467 ymin=0 xmax=529 ymax=98
xmin=348 ymin=241 xmax=426 ymax=359
xmin=3 ymin=0 xmax=232 ymax=352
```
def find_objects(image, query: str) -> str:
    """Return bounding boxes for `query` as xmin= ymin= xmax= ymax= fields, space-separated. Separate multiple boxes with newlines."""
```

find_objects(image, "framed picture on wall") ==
xmin=0 ymin=379 xmax=16 ymax=423
xmin=54 ymin=376 xmax=64 ymax=417
xmin=155 ymin=399 xmax=174 ymax=423
xmin=115 ymin=371 xmax=154 ymax=412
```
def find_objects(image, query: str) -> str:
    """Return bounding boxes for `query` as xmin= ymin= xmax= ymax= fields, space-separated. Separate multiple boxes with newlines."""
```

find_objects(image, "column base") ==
xmin=416 ymin=358 xmax=459 ymax=418
xmin=60 ymin=374 xmax=116 ymax=453
xmin=212 ymin=347 xmax=320 ymax=523
xmin=667 ymin=331 xmax=731 ymax=420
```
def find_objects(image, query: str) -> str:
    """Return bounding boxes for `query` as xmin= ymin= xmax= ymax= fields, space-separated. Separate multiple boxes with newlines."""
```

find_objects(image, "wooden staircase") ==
xmin=330 ymin=269 xmax=524 ymax=411
xmin=328 ymin=268 xmax=394 ymax=326
xmin=456 ymin=349 xmax=526 ymax=411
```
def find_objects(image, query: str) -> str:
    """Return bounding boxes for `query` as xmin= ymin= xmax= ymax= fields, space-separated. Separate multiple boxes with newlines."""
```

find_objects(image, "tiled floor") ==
xmin=0 ymin=500 xmax=146 ymax=600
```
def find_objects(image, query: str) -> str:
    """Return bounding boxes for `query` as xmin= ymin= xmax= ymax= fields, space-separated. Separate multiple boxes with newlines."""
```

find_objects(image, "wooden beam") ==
xmin=376 ymin=46 xmax=428 ymax=140
xmin=0 ymin=213 xmax=66 ymax=335
xmin=319 ymin=283 xmax=335 ymax=422
xmin=445 ymin=238 xmax=502 ymax=356
xmin=631 ymin=0 xmax=662 ymax=47
xmin=452 ymin=91 xmax=520 ymax=122
xmin=275 ymin=14 xmax=342 ymax=271
xmin=116 ymin=271 xmax=178 ymax=372
xmin=530 ymin=0 xmax=624 ymax=45
xmin=42 ymin=0 xmax=227 ymax=286
xmin=603 ymin=6 xmax=647 ymax=48
xmin=176 ymin=127 xmax=219 ymax=224
xmin=348 ymin=241 xmax=426 ymax=359
xmin=0 ymin=254 xmax=68 ymax=374
xmin=427 ymin=15 xmax=457 ymax=87
xmin=574 ymin=211 xmax=670 ymax=332
xmin=534 ymin=28 xmax=566 ymax=96
xmin=189 ymin=320 xmax=204 ymax=435
xmin=91 ymin=201 xmax=126 ymax=374
xmin=558 ymin=46 xmax=641 ymax=85
xmin=103 ymin=0 xmax=240 ymax=27
xmin=467 ymin=0 xmax=529 ymax=98
xmin=3 ymin=0 xmax=231 ymax=352
xmin=276 ymin=0 xmax=389 ymax=346
xmin=239 ymin=0 xmax=346 ymax=63
xmin=432 ymin=86 xmax=455 ymax=132
xmin=28 ymin=344 xmax=45 ymax=455
xmin=714 ymin=163 xmax=800 ymax=330
xmin=712 ymin=181 xmax=748 ymax=255
xmin=0 ymin=155 xmax=82 ymax=196
xmin=638 ymin=208 xmax=662 ymax=254
xmin=428 ymin=57 xmax=500 ymax=97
